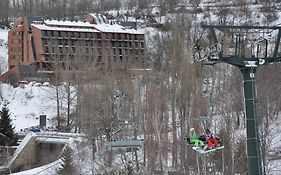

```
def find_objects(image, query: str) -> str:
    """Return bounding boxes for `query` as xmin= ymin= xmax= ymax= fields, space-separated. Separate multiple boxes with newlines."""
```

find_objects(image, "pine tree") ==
xmin=57 ymin=146 xmax=77 ymax=175
xmin=0 ymin=103 xmax=18 ymax=146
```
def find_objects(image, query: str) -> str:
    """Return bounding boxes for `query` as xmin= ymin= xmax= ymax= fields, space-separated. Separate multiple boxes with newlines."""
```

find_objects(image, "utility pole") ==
xmin=194 ymin=24 xmax=281 ymax=175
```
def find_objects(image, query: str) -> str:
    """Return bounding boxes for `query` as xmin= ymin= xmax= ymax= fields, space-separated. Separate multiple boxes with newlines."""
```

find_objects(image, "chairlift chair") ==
xmin=186 ymin=115 xmax=224 ymax=154
xmin=105 ymin=120 xmax=144 ymax=151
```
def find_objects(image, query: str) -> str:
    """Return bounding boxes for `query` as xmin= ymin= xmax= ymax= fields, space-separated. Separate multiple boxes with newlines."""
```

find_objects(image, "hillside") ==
xmin=1 ymin=0 xmax=281 ymax=174
xmin=1 ymin=83 xmax=58 ymax=131
xmin=0 ymin=28 xmax=8 ymax=74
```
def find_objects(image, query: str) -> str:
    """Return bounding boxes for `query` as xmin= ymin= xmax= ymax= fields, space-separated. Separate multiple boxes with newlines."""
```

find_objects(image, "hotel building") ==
xmin=1 ymin=14 xmax=145 ymax=84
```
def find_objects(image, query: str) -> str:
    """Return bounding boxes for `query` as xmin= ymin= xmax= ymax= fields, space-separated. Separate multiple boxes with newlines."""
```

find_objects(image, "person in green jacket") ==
xmin=189 ymin=128 xmax=204 ymax=148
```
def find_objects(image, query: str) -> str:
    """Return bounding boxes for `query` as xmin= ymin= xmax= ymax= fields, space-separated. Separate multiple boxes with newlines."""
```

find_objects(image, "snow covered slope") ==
xmin=0 ymin=28 xmax=8 ymax=74
xmin=1 ymin=83 xmax=58 ymax=131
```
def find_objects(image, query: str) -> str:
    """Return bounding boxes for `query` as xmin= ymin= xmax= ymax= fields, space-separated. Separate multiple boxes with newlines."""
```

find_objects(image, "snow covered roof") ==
xmin=31 ymin=24 xmax=100 ymax=33
xmin=33 ymin=18 xmax=144 ymax=34
xmin=89 ymin=13 xmax=144 ymax=34
xmin=92 ymin=23 xmax=143 ymax=34
xmin=89 ymin=14 xmax=109 ymax=24
xmin=44 ymin=19 xmax=94 ymax=28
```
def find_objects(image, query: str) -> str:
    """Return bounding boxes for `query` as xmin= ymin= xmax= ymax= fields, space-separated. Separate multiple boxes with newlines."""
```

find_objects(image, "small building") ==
xmin=1 ymin=14 xmax=146 ymax=85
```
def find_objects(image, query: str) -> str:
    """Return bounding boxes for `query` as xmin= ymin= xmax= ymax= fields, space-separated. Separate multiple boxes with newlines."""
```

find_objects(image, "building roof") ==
xmin=39 ymin=18 xmax=144 ymax=34
xmin=89 ymin=13 xmax=144 ymax=34
xmin=31 ymin=23 xmax=100 ymax=33
xmin=89 ymin=14 xmax=110 ymax=24
xmin=27 ymin=16 xmax=44 ymax=30
xmin=44 ymin=19 xmax=95 ymax=28
xmin=92 ymin=23 xmax=144 ymax=34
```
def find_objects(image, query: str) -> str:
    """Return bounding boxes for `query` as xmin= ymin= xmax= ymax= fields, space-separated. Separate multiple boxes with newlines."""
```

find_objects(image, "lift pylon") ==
xmin=193 ymin=24 xmax=281 ymax=175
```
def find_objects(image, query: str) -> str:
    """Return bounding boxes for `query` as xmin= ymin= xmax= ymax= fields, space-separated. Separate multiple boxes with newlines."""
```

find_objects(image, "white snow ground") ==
xmin=10 ymin=159 xmax=62 ymax=175
xmin=1 ymin=83 xmax=58 ymax=131
xmin=0 ymin=28 xmax=8 ymax=74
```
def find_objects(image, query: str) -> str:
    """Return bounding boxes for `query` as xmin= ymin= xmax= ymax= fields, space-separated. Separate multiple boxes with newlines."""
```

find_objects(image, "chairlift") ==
xmin=105 ymin=139 xmax=144 ymax=150
xmin=105 ymin=119 xmax=144 ymax=151
xmin=185 ymin=116 xmax=224 ymax=154
xmin=186 ymin=56 xmax=224 ymax=154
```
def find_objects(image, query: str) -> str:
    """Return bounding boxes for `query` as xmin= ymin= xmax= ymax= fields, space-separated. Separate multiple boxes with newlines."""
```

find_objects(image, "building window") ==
xmin=42 ymin=39 xmax=47 ymax=45
xmin=42 ymin=31 xmax=47 ymax=37
xmin=70 ymin=32 xmax=74 ymax=38
xmin=47 ymin=31 xmax=51 ymax=37
xmin=45 ymin=47 xmax=49 ymax=53
xmin=60 ymin=55 xmax=63 ymax=61
xmin=139 ymin=35 xmax=144 ymax=40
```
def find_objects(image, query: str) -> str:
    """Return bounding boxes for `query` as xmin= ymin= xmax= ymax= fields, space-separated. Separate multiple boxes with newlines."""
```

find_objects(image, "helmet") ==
xmin=190 ymin=128 xmax=195 ymax=131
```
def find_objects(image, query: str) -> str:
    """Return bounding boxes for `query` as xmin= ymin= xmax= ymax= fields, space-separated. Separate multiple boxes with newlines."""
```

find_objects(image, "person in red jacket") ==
xmin=205 ymin=129 xmax=218 ymax=149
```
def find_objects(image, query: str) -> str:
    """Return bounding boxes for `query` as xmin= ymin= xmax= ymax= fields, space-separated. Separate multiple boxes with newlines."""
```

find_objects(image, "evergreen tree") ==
xmin=57 ymin=146 xmax=77 ymax=175
xmin=0 ymin=103 xmax=18 ymax=146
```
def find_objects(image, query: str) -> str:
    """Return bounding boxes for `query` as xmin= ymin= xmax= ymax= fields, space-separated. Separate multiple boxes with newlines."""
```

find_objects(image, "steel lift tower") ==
xmin=193 ymin=24 xmax=281 ymax=175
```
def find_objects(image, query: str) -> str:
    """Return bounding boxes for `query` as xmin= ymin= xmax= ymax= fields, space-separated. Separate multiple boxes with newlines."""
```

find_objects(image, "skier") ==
xmin=205 ymin=129 xmax=218 ymax=149
xmin=189 ymin=128 xmax=204 ymax=148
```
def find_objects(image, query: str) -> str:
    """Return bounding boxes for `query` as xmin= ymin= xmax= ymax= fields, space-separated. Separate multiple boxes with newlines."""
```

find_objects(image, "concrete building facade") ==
xmin=1 ymin=14 xmax=145 ymax=84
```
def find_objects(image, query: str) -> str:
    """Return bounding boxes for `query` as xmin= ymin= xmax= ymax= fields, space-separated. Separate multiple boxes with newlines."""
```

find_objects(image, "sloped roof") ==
xmin=27 ymin=16 xmax=43 ymax=30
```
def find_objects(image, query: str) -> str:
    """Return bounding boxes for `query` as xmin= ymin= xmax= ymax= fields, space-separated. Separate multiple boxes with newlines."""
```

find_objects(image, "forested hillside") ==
xmin=1 ymin=0 xmax=281 ymax=174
